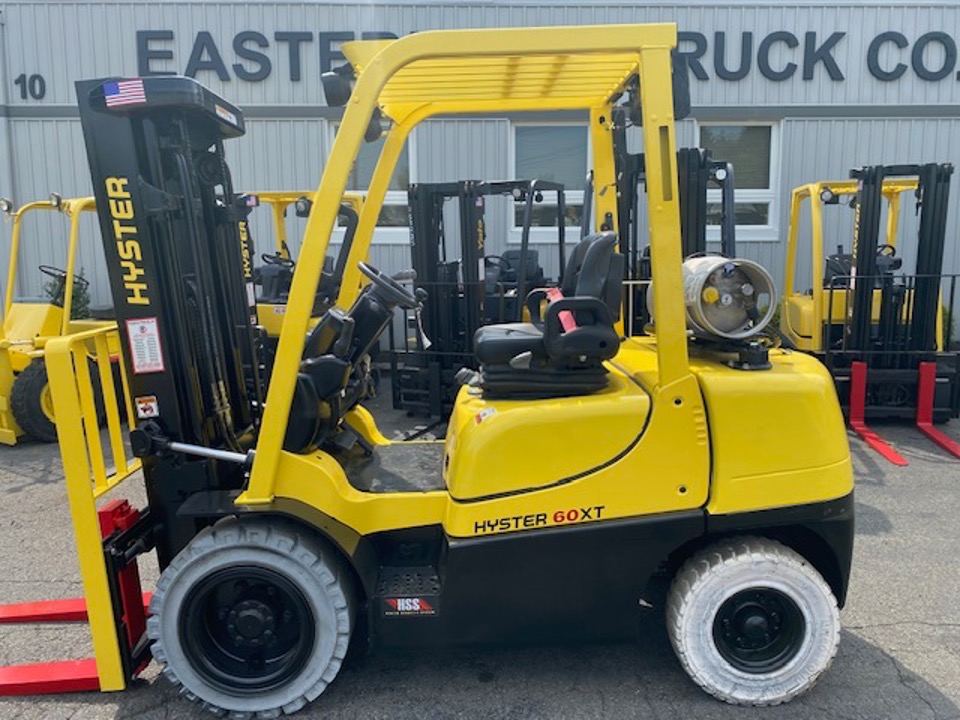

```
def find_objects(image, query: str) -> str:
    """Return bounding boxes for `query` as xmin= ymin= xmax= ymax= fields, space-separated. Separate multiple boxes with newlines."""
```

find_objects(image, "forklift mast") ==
xmin=76 ymin=77 xmax=262 ymax=563
xmin=612 ymin=110 xmax=736 ymax=335
xmin=611 ymin=110 xmax=736 ymax=276
xmin=847 ymin=163 xmax=954 ymax=359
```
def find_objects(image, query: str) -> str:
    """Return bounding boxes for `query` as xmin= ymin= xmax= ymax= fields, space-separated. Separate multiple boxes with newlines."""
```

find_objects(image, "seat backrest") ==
xmin=559 ymin=234 xmax=602 ymax=295
xmin=561 ymin=233 xmax=624 ymax=321
xmin=501 ymin=248 xmax=542 ymax=282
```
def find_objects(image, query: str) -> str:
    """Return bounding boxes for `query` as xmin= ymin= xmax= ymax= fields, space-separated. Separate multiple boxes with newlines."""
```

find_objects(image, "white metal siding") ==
xmin=0 ymin=1 xmax=958 ymax=308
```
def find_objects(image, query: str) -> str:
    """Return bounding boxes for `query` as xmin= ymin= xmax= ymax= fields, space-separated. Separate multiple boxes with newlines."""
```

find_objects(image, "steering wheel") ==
xmin=359 ymin=261 xmax=418 ymax=309
xmin=261 ymin=252 xmax=295 ymax=268
xmin=39 ymin=264 xmax=88 ymax=290
xmin=487 ymin=254 xmax=517 ymax=279
xmin=484 ymin=255 xmax=514 ymax=272
xmin=877 ymin=244 xmax=897 ymax=258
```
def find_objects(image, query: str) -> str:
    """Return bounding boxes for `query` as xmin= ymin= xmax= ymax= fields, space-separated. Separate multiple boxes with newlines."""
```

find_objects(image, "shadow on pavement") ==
xmin=3 ymin=616 xmax=955 ymax=720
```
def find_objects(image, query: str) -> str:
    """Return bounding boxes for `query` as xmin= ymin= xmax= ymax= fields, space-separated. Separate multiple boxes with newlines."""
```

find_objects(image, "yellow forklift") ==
xmin=0 ymin=25 xmax=853 ymax=714
xmin=780 ymin=176 xmax=920 ymax=353
xmin=780 ymin=168 xmax=959 ymax=464
xmin=0 ymin=195 xmax=116 ymax=444
xmin=245 ymin=191 xmax=364 ymax=339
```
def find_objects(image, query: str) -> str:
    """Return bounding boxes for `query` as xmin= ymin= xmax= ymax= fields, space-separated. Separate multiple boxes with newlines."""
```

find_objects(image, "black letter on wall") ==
xmin=715 ymin=32 xmax=753 ymax=81
xmin=867 ymin=32 xmax=908 ymax=81
xmin=677 ymin=31 xmax=709 ymax=80
xmin=758 ymin=31 xmax=798 ymax=81
xmin=912 ymin=32 xmax=957 ymax=81
xmin=803 ymin=32 xmax=845 ymax=80
xmin=319 ymin=32 xmax=355 ymax=73
xmin=185 ymin=31 xmax=231 ymax=80
xmin=137 ymin=30 xmax=175 ymax=76
xmin=275 ymin=31 xmax=313 ymax=81
xmin=233 ymin=31 xmax=271 ymax=81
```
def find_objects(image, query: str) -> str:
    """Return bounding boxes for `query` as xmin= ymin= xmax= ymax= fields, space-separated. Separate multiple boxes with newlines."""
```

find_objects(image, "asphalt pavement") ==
xmin=0 ymin=407 xmax=958 ymax=720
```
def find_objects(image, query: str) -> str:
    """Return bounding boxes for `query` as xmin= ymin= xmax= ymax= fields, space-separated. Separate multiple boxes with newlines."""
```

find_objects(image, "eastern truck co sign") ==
xmin=134 ymin=29 xmax=960 ymax=85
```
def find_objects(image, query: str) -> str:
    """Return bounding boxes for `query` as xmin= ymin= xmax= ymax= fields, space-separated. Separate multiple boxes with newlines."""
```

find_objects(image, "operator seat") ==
xmin=473 ymin=232 xmax=624 ymax=398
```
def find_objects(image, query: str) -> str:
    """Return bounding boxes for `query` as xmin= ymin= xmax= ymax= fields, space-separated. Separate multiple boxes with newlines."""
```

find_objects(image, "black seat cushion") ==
xmin=473 ymin=232 xmax=623 ymax=372
xmin=474 ymin=322 xmax=544 ymax=366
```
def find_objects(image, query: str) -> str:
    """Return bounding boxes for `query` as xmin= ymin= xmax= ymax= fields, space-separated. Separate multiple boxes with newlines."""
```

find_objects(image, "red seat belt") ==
xmin=545 ymin=288 xmax=577 ymax=332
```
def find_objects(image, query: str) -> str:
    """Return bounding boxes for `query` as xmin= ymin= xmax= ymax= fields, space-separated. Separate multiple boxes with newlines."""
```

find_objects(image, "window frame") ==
xmin=508 ymin=121 xmax=591 ymax=242
xmin=696 ymin=120 xmax=780 ymax=244
xmin=326 ymin=121 xmax=418 ymax=244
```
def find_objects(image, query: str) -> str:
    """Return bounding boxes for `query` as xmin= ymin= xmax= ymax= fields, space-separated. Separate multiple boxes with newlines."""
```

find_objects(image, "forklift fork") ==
xmin=848 ymin=361 xmax=908 ymax=466
xmin=915 ymin=361 xmax=960 ymax=459
xmin=849 ymin=361 xmax=960 ymax=465
xmin=0 ymin=501 xmax=150 ymax=695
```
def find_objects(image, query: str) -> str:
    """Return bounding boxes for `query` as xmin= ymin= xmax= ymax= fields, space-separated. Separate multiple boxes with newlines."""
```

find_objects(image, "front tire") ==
xmin=148 ymin=518 xmax=354 ymax=718
xmin=666 ymin=536 xmax=840 ymax=706
xmin=10 ymin=360 xmax=58 ymax=442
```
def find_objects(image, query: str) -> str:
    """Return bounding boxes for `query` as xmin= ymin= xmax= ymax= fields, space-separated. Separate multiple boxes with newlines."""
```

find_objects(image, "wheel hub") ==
xmin=228 ymin=599 xmax=277 ymax=647
xmin=713 ymin=588 xmax=805 ymax=674
xmin=179 ymin=566 xmax=315 ymax=694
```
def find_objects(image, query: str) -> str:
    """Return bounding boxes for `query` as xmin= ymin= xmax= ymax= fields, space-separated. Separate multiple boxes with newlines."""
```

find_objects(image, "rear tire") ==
xmin=148 ymin=518 xmax=354 ymax=719
xmin=10 ymin=360 xmax=58 ymax=442
xmin=666 ymin=536 xmax=840 ymax=706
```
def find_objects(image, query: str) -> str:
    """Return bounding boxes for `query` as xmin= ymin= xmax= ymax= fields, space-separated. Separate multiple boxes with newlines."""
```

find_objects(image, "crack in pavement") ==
xmin=849 ymin=621 xmax=960 ymax=631
xmin=887 ymin=653 xmax=943 ymax=720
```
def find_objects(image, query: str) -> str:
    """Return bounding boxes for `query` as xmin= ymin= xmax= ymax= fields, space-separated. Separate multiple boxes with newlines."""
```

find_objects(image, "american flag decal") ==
xmin=104 ymin=79 xmax=146 ymax=108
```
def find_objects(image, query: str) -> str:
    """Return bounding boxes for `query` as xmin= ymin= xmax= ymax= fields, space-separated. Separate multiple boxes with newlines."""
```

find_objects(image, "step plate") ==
xmin=376 ymin=567 xmax=441 ymax=618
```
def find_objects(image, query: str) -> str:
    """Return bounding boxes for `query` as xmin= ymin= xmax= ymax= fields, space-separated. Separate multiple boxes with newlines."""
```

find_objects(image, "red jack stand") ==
xmin=848 ymin=361 xmax=908 ymax=466
xmin=0 ymin=500 xmax=150 ymax=695
xmin=915 ymin=362 xmax=960 ymax=459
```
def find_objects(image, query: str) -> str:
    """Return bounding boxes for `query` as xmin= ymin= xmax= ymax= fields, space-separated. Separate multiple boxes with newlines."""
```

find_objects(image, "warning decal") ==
xmin=125 ymin=317 xmax=165 ymax=374
xmin=135 ymin=395 xmax=160 ymax=419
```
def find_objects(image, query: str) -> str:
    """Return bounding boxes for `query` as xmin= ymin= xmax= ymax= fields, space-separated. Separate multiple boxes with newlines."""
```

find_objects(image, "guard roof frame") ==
xmin=240 ymin=23 xmax=689 ymax=504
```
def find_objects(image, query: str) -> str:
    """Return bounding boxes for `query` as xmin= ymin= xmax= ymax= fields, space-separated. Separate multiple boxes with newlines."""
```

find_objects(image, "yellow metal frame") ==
xmin=46 ymin=325 xmax=140 ymax=690
xmin=780 ymin=178 xmax=927 ymax=352
xmin=0 ymin=196 xmax=115 ymax=445
xmin=247 ymin=191 xmax=364 ymax=337
xmin=247 ymin=191 xmax=364 ymax=261
xmin=238 ymin=24 xmax=690 ymax=509
xmin=3 ymin=196 xmax=98 ymax=335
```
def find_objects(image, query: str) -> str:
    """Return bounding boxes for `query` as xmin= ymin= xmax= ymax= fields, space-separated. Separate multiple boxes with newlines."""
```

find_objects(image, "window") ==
xmin=698 ymin=123 xmax=778 ymax=241
xmin=512 ymin=125 xmax=588 ymax=229
xmin=335 ymin=125 xmax=413 ymax=227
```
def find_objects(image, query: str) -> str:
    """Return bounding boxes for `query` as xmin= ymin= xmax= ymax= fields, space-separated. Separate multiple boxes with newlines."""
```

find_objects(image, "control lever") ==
xmin=391 ymin=269 xmax=417 ymax=283
xmin=332 ymin=316 xmax=356 ymax=357
xmin=413 ymin=288 xmax=431 ymax=349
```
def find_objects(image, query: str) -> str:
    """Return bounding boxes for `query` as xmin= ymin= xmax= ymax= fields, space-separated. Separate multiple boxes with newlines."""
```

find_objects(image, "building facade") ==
xmin=0 ymin=0 xmax=958 ymax=309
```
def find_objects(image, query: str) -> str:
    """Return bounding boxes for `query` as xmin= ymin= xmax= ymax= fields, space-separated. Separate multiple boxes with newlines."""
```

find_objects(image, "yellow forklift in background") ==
xmin=780 ymin=167 xmax=959 ymax=465
xmin=780 ymin=177 xmax=920 ymax=353
xmin=0 ymin=25 xmax=854 ymax=715
xmin=0 ymin=195 xmax=116 ymax=444
xmin=246 ymin=191 xmax=364 ymax=339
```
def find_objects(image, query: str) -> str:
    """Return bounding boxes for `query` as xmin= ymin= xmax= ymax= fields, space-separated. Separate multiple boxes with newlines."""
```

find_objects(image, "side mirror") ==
xmin=321 ymin=65 xmax=354 ymax=108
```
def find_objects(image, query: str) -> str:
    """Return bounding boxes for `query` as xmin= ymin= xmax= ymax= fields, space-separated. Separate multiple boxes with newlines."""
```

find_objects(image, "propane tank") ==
xmin=649 ymin=256 xmax=777 ymax=341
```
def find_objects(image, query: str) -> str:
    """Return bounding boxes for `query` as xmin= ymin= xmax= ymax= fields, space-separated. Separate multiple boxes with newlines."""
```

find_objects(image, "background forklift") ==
xmin=780 ymin=164 xmax=959 ymax=464
xmin=391 ymin=179 xmax=567 ymax=417
xmin=247 ymin=191 xmax=364 ymax=341
xmin=0 ymin=195 xmax=116 ymax=444
xmin=0 ymin=25 xmax=854 ymax=716
xmin=609 ymin=113 xmax=738 ymax=336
